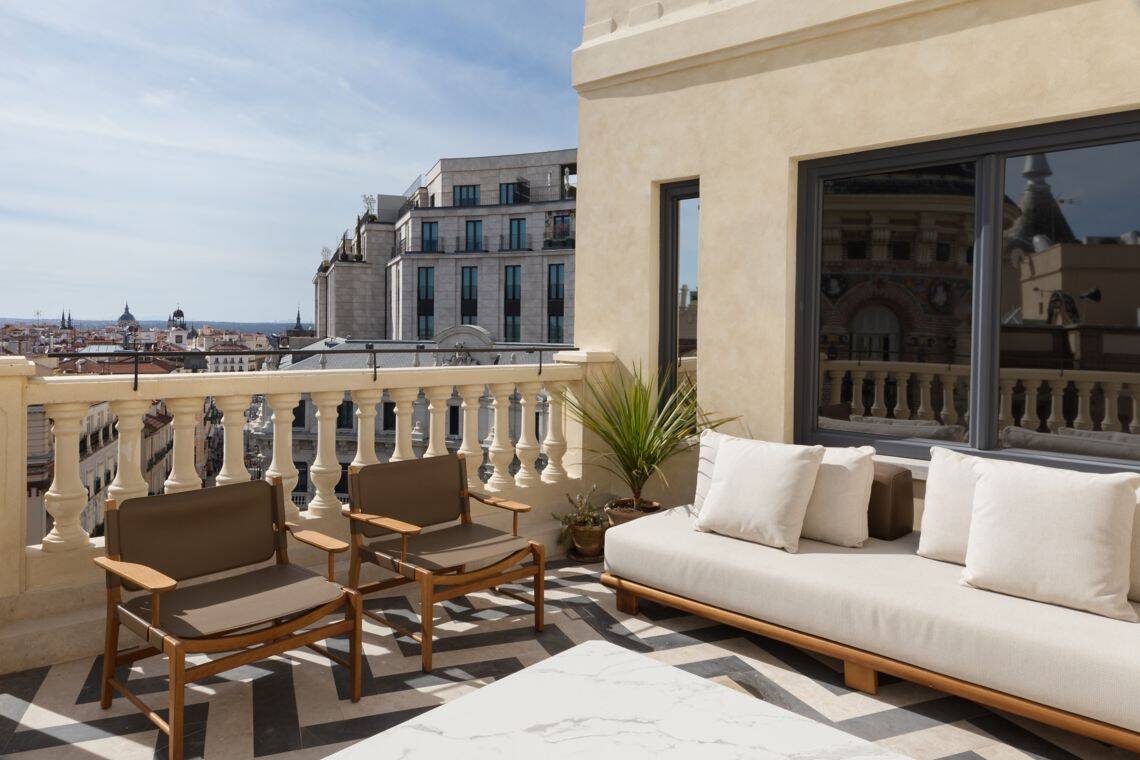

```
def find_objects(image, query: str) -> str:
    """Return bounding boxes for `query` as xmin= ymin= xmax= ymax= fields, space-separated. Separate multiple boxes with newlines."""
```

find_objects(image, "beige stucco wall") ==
xmin=573 ymin=0 xmax=1140 ymax=442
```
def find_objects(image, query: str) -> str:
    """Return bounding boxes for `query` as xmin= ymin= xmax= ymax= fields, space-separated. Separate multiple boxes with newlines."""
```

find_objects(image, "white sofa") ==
xmin=603 ymin=469 xmax=1140 ymax=749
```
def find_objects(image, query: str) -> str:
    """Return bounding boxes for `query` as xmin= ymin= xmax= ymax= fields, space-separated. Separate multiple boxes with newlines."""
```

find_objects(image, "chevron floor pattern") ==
xmin=0 ymin=560 xmax=1133 ymax=760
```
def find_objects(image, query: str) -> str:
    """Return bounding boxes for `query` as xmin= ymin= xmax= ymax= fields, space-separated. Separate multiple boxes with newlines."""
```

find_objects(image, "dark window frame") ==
xmin=658 ymin=179 xmax=700 ymax=394
xmin=461 ymin=265 xmax=478 ymax=324
xmin=417 ymin=266 xmax=435 ymax=339
xmin=421 ymin=221 xmax=439 ymax=252
xmin=504 ymin=264 xmax=522 ymax=342
xmin=794 ymin=108 xmax=1140 ymax=473
xmin=454 ymin=184 xmax=480 ymax=207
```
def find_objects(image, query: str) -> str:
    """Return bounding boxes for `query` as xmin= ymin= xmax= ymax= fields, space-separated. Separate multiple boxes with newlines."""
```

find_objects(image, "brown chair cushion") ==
xmin=366 ymin=523 xmax=530 ymax=572
xmin=110 ymin=481 xmax=279 ymax=585
xmin=869 ymin=462 xmax=914 ymax=541
xmin=351 ymin=455 xmax=467 ymax=534
xmin=120 ymin=564 xmax=342 ymax=641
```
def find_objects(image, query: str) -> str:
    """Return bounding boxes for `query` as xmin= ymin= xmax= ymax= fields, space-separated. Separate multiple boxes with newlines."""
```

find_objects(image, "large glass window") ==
xmin=454 ymin=184 xmax=479 ymax=207
xmin=658 ymin=181 xmax=699 ymax=388
xmin=547 ymin=263 xmax=565 ymax=343
xmin=337 ymin=398 xmax=354 ymax=430
xmin=500 ymin=182 xmax=527 ymax=205
xmin=509 ymin=218 xmax=527 ymax=250
xmin=465 ymin=220 xmax=483 ymax=252
xmin=504 ymin=265 xmax=521 ymax=342
xmin=461 ymin=266 xmax=478 ymax=325
xmin=421 ymin=221 xmax=439 ymax=252
xmin=797 ymin=111 xmax=1140 ymax=471
xmin=417 ymin=266 xmax=435 ymax=339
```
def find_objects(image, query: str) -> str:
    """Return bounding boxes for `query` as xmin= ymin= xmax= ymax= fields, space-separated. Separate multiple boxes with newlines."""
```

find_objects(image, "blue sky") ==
xmin=0 ymin=1 xmax=583 ymax=323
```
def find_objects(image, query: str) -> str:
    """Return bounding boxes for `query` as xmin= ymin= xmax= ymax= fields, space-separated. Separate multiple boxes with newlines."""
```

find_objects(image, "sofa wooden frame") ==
xmin=601 ymin=573 xmax=1140 ymax=753
xmin=95 ymin=478 xmax=362 ymax=760
xmin=346 ymin=453 xmax=545 ymax=672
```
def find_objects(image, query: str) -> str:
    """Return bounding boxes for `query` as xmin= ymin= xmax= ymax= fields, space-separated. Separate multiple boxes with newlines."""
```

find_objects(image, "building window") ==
xmin=504 ymin=265 xmax=522 ymax=342
xmin=658 ymin=181 xmax=700 ymax=387
xmin=797 ymin=110 xmax=1140 ymax=472
xmin=547 ymin=263 xmax=565 ymax=343
xmin=461 ymin=266 xmax=478 ymax=325
xmin=509 ymin=218 xmax=527 ymax=250
xmin=500 ymin=182 xmax=528 ymax=205
xmin=292 ymin=399 xmax=306 ymax=428
xmin=465 ymin=220 xmax=483 ymax=252
xmin=454 ymin=184 xmax=479 ymax=207
xmin=417 ymin=266 xmax=435 ymax=339
xmin=294 ymin=462 xmax=308 ymax=493
xmin=422 ymin=221 xmax=439 ymax=252
xmin=844 ymin=239 xmax=868 ymax=260
xmin=547 ymin=213 xmax=574 ymax=249
xmin=337 ymin=399 xmax=354 ymax=430
xmin=382 ymin=401 xmax=395 ymax=430
xmin=448 ymin=405 xmax=461 ymax=436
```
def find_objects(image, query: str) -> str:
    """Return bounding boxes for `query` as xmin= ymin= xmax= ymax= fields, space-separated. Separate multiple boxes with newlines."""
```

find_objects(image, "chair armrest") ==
xmin=93 ymin=556 xmax=177 ymax=592
xmin=344 ymin=512 xmax=422 ymax=535
xmin=285 ymin=525 xmax=349 ymax=553
xmin=469 ymin=491 xmax=532 ymax=513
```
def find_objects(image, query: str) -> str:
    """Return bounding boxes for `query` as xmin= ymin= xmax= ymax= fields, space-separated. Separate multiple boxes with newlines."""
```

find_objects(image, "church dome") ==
xmin=117 ymin=302 xmax=139 ymax=327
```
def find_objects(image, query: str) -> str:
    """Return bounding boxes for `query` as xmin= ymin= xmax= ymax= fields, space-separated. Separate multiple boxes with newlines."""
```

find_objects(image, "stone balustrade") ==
xmin=821 ymin=359 xmax=1140 ymax=432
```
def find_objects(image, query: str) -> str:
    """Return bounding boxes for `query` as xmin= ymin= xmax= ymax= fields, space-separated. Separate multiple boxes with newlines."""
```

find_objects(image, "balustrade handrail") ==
xmin=822 ymin=358 xmax=1140 ymax=385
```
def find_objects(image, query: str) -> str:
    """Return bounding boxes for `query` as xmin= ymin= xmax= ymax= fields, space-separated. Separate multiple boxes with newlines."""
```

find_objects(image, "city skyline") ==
xmin=0 ymin=1 xmax=583 ymax=322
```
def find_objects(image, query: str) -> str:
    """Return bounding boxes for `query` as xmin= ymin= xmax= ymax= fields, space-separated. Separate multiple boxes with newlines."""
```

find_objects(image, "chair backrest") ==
xmin=349 ymin=454 xmax=466 ymax=536
xmin=106 ymin=480 xmax=284 ymax=588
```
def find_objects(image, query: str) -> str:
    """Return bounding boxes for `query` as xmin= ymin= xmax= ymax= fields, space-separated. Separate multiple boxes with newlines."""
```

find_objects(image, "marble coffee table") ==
xmin=330 ymin=640 xmax=903 ymax=758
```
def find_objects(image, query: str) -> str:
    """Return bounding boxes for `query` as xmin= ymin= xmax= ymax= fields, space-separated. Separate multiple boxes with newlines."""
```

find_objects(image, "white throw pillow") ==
xmin=695 ymin=437 xmax=825 ymax=552
xmin=1131 ymin=498 xmax=1140 ymax=602
xmin=962 ymin=459 xmax=1139 ymax=622
xmin=693 ymin=428 xmax=729 ymax=512
xmin=800 ymin=446 xmax=876 ymax=547
xmin=917 ymin=447 xmax=978 ymax=564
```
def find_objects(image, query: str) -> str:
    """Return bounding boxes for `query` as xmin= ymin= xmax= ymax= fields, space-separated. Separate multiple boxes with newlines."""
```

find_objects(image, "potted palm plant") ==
xmin=563 ymin=367 xmax=730 ymax=526
xmin=554 ymin=485 xmax=608 ymax=560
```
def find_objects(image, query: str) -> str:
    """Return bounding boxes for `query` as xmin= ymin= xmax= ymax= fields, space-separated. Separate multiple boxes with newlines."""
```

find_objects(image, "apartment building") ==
xmin=314 ymin=149 xmax=576 ymax=345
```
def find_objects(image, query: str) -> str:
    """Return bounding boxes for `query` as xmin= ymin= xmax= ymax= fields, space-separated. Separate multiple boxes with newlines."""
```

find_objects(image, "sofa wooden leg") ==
xmin=616 ymin=586 xmax=639 ymax=616
xmin=844 ymin=661 xmax=878 ymax=694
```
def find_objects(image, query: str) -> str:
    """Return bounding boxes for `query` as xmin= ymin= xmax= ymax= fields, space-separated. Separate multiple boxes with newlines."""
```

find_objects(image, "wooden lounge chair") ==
xmin=95 ymin=478 xmax=362 ymax=760
xmin=346 ymin=453 xmax=545 ymax=672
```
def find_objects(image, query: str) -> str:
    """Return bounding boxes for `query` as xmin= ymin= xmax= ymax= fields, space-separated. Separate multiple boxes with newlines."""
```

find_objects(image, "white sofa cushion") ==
xmin=695 ymin=437 xmax=824 ymax=552
xmin=605 ymin=507 xmax=1140 ymax=733
xmin=801 ymin=446 xmax=876 ymax=548
xmin=963 ymin=459 xmax=1139 ymax=621
xmin=916 ymin=447 xmax=977 ymax=564
xmin=693 ymin=428 xmax=728 ymax=512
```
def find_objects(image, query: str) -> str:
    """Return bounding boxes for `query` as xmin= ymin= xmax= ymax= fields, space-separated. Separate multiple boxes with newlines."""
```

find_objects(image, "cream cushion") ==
xmin=801 ymin=446 xmax=876 ymax=548
xmin=693 ymin=428 xmax=729 ymax=512
xmin=605 ymin=507 xmax=1140 ymax=732
xmin=695 ymin=437 xmax=824 ymax=553
xmin=1133 ymin=504 xmax=1140 ymax=603
xmin=916 ymin=447 xmax=978 ymax=564
xmin=963 ymin=459 xmax=1139 ymax=621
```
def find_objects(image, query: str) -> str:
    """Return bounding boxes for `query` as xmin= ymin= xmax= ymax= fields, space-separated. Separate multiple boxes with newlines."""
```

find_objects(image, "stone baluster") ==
xmin=996 ymin=378 xmax=1017 ymax=431
xmin=457 ymin=384 xmax=486 ymax=484
xmin=541 ymin=382 xmax=567 ymax=484
xmin=425 ymin=387 xmax=451 ymax=457
xmin=514 ymin=382 xmax=542 ymax=487
xmin=1072 ymin=381 xmax=1095 ymax=431
xmin=1128 ymin=385 xmax=1140 ymax=434
xmin=869 ymin=372 xmax=888 ymax=418
xmin=828 ymin=369 xmax=845 ymax=406
xmin=915 ymin=373 xmax=935 ymax=421
xmin=388 ymin=387 xmax=418 ymax=462
xmin=350 ymin=389 xmax=383 ymax=468
xmin=264 ymin=393 xmax=302 ymax=521
xmin=938 ymin=374 xmax=958 ymax=425
xmin=308 ymin=391 xmax=344 ymax=517
xmin=164 ymin=397 xmax=203 ymax=493
xmin=106 ymin=399 xmax=151 ymax=505
xmin=890 ymin=372 xmax=909 ymax=419
xmin=849 ymin=370 xmax=867 ymax=415
xmin=487 ymin=383 xmax=515 ymax=490
xmin=215 ymin=395 xmax=251 ymax=487
xmin=42 ymin=402 xmax=92 ymax=552
xmin=1045 ymin=379 xmax=1065 ymax=433
xmin=1021 ymin=379 xmax=1040 ymax=430
xmin=1101 ymin=383 xmax=1123 ymax=432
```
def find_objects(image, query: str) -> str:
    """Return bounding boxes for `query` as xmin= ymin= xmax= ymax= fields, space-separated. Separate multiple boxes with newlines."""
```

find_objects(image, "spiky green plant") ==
xmin=563 ymin=367 xmax=731 ymax=507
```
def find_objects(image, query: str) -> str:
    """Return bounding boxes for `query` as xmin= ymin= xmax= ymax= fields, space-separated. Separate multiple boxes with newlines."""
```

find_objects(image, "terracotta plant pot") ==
xmin=605 ymin=498 xmax=662 ymax=527
xmin=569 ymin=524 xmax=605 ymax=558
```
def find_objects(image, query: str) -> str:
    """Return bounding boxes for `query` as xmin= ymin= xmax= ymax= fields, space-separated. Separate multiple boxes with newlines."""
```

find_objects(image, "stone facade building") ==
xmin=314 ymin=149 xmax=576 ymax=345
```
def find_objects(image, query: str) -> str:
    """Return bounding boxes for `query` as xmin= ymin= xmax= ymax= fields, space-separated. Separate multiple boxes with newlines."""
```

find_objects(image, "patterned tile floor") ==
xmin=0 ymin=560 xmax=1133 ymax=759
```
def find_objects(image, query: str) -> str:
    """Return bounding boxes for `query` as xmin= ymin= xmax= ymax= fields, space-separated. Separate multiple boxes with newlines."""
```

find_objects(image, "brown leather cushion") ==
xmin=869 ymin=462 xmax=914 ymax=540
xmin=110 ymin=480 xmax=279 ymax=586
xmin=120 ymin=564 xmax=342 ymax=641
xmin=351 ymin=455 xmax=466 ymax=534
xmin=366 ymin=522 xmax=529 ymax=572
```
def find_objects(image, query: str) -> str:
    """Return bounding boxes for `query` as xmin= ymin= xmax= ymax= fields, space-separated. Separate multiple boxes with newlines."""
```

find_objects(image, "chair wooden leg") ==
xmin=844 ymin=660 xmax=878 ymax=695
xmin=167 ymin=642 xmax=186 ymax=760
xmin=419 ymin=573 xmax=434 ymax=673
xmin=100 ymin=605 xmax=119 ymax=709
xmin=530 ymin=542 xmax=545 ymax=632
xmin=616 ymin=586 xmax=638 ymax=615
xmin=347 ymin=591 xmax=362 ymax=702
xmin=348 ymin=549 xmax=361 ymax=590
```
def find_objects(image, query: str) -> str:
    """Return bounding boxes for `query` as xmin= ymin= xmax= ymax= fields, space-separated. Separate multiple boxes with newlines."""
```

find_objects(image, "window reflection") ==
xmin=677 ymin=197 xmax=699 ymax=378
xmin=999 ymin=141 xmax=1140 ymax=460
xmin=816 ymin=163 xmax=978 ymax=441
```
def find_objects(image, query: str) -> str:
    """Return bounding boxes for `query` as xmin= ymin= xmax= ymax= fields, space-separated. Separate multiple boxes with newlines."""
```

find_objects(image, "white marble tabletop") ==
xmin=329 ymin=640 xmax=903 ymax=759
